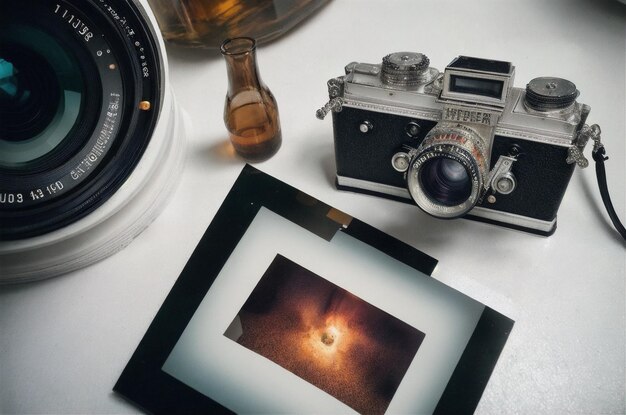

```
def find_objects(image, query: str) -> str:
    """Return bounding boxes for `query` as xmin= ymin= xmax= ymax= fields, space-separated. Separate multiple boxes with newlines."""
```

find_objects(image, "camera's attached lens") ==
xmin=407 ymin=125 xmax=489 ymax=218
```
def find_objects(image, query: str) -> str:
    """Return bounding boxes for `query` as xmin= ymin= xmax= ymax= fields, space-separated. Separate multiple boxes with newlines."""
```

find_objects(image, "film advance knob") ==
xmin=525 ymin=77 xmax=579 ymax=111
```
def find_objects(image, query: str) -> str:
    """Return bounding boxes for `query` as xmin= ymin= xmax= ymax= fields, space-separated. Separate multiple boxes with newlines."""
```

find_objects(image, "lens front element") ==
xmin=420 ymin=157 xmax=472 ymax=206
xmin=0 ymin=25 xmax=85 ymax=168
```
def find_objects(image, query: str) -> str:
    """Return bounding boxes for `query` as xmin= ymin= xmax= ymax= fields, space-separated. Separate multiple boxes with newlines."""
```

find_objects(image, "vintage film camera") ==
xmin=317 ymin=52 xmax=600 ymax=235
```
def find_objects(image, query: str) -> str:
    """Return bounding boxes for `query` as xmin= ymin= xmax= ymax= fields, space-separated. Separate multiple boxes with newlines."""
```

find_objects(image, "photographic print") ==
xmin=225 ymin=254 xmax=425 ymax=415
xmin=115 ymin=165 xmax=513 ymax=415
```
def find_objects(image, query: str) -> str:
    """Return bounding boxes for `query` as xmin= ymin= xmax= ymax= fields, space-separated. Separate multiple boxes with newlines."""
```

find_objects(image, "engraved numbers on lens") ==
xmin=53 ymin=4 xmax=93 ymax=42
xmin=133 ymin=41 xmax=151 ymax=78
xmin=0 ymin=193 xmax=24 ymax=204
xmin=28 ymin=181 xmax=64 ymax=202
xmin=141 ymin=61 xmax=149 ymax=78
xmin=46 ymin=181 xmax=64 ymax=195
xmin=30 ymin=189 xmax=44 ymax=201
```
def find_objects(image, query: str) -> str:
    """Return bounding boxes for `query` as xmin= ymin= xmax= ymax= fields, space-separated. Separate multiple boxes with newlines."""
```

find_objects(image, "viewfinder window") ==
xmin=449 ymin=75 xmax=504 ymax=99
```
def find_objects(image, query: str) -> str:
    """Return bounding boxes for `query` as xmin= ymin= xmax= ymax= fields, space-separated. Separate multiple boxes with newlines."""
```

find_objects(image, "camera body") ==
xmin=318 ymin=52 xmax=592 ymax=235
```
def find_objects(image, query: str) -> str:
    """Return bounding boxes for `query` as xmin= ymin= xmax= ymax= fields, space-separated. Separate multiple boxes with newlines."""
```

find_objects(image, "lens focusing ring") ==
xmin=407 ymin=125 xmax=489 ymax=218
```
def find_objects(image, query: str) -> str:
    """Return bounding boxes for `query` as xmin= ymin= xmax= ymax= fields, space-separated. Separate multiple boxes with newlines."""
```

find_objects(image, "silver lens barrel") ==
xmin=406 ymin=124 xmax=489 ymax=218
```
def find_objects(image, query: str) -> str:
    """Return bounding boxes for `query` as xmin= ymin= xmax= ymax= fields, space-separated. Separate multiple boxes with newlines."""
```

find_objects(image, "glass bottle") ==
xmin=221 ymin=37 xmax=281 ymax=162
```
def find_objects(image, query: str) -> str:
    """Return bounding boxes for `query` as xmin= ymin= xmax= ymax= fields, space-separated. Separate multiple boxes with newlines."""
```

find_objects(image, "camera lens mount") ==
xmin=407 ymin=124 xmax=489 ymax=218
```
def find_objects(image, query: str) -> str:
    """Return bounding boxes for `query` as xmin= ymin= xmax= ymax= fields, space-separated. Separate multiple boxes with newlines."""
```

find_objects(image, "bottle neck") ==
xmin=221 ymin=38 xmax=263 ymax=96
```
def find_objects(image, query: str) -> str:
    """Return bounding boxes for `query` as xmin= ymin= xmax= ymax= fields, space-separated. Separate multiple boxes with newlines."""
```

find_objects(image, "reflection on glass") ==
xmin=0 ymin=25 xmax=85 ymax=168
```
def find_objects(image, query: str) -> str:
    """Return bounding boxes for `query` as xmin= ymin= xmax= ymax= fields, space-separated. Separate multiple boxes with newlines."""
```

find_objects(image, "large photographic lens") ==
xmin=0 ymin=0 xmax=141 ymax=236
xmin=406 ymin=124 xmax=488 ymax=219
xmin=0 ymin=0 xmax=185 ymax=283
xmin=419 ymin=157 xmax=472 ymax=206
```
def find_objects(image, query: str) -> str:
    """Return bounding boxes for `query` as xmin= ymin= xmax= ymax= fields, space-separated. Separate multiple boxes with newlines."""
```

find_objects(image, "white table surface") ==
xmin=1 ymin=0 xmax=625 ymax=413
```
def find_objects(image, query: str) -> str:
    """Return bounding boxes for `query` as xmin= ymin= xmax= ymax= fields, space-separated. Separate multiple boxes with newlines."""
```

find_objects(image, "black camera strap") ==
xmin=592 ymin=146 xmax=626 ymax=241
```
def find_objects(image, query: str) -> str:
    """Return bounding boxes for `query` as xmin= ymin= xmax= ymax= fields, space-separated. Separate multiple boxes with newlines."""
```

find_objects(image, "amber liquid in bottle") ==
xmin=222 ymin=37 xmax=281 ymax=162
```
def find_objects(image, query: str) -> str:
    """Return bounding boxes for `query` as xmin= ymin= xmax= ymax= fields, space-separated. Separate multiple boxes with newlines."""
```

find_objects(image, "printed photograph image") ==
xmin=224 ymin=254 xmax=426 ymax=415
